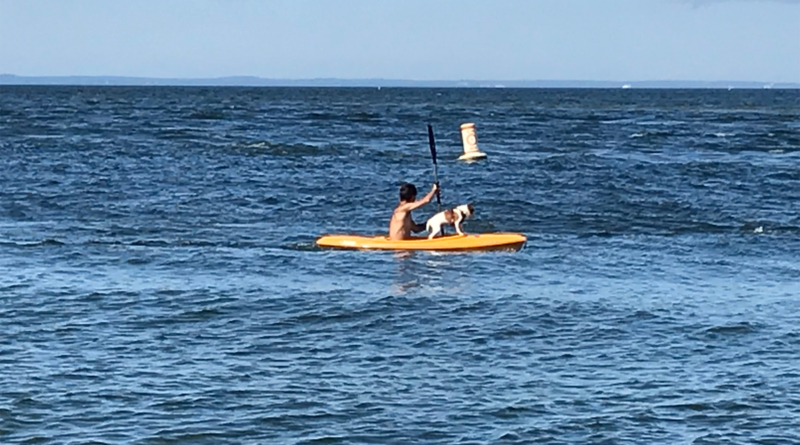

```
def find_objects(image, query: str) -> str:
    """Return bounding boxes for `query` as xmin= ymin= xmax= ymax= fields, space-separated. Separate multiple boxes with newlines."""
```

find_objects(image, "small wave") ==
xmin=1 ymin=239 xmax=65 ymax=248
xmin=282 ymin=241 xmax=322 ymax=252
xmin=670 ymin=222 xmax=733 ymax=235
xmin=628 ymin=129 xmax=675 ymax=140
xmin=126 ymin=257 xmax=152 ymax=265
xmin=487 ymin=404 xmax=549 ymax=419
xmin=740 ymin=222 xmax=766 ymax=234
xmin=260 ymin=196 xmax=280 ymax=205
xmin=703 ymin=322 xmax=759 ymax=336
xmin=302 ymin=436 xmax=349 ymax=444
xmin=600 ymin=118 xmax=638 ymax=125
xmin=277 ymin=305 xmax=376 ymax=328
xmin=661 ymin=402 xmax=711 ymax=412
xmin=740 ymin=223 xmax=800 ymax=235
xmin=305 ymin=111 xmax=336 ymax=120
xmin=0 ymin=283 xmax=32 ymax=292
xmin=157 ymin=127 xmax=204 ymax=140
xmin=662 ymin=400 xmax=756 ymax=412
xmin=230 ymin=141 xmax=340 ymax=157
xmin=188 ymin=110 xmax=226 ymax=120
xmin=130 ymin=239 xmax=171 ymax=247
xmin=177 ymin=307 xmax=224 ymax=321
xmin=348 ymin=111 xmax=381 ymax=122
xmin=629 ymin=310 xmax=658 ymax=320
xmin=87 ymin=239 xmax=275 ymax=249
xmin=492 ymin=324 xmax=536 ymax=339
xmin=576 ymin=230 xmax=618 ymax=238
xmin=143 ymin=307 xmax=227 ymax=327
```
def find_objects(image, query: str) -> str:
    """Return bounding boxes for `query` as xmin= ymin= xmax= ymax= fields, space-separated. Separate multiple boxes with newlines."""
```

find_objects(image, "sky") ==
xmin=0 ymin=0 xmax=798 ymax=82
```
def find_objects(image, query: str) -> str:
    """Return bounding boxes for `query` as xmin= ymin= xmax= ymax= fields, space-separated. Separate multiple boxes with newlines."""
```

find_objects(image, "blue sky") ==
xmin=1 ymin=0 xmax=798 ymax=82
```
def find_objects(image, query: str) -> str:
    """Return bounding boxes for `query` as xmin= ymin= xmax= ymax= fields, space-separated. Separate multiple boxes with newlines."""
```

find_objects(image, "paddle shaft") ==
xmin=427 ymin=125 xmax=442 ymax=210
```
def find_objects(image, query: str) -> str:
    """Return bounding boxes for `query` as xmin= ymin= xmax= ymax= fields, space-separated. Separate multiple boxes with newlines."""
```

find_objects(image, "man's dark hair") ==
xmin=399 ymin=183 xmax=417 ymax=202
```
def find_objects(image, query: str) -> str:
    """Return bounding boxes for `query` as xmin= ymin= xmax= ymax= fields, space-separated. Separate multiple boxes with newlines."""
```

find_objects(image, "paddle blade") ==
xmin=427 ymin=124 xmax=437 ymax=165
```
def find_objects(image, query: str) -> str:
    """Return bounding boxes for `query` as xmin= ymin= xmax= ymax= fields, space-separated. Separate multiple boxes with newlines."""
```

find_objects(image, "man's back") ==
xmin=389 ymin=204 xmax=414 ymax=240
xmin=387 ymin=183 xmax=438 ymax=240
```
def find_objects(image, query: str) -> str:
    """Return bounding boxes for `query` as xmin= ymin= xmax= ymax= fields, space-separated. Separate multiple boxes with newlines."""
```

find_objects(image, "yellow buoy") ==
xmin=458 ymin=123 xmax=487 ymax=161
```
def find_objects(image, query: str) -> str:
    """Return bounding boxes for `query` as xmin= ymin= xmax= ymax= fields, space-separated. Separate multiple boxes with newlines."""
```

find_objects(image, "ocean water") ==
xmin=1 ymin=86 xmax=799 ymax=444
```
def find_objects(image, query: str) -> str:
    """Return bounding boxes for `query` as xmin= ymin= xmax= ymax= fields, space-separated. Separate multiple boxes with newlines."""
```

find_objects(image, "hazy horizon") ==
xmin=2 ymin=73 xmax=799 ymax=89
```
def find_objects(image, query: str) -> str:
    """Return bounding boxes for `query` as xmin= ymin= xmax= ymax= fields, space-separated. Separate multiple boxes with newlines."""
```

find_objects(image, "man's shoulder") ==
xmin=393 ymin=202 xmax=413 ymax=213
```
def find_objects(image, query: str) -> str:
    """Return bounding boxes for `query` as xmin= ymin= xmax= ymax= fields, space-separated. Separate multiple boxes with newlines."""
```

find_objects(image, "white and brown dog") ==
xmin=426 ymin=204 xmax=475 ymax=239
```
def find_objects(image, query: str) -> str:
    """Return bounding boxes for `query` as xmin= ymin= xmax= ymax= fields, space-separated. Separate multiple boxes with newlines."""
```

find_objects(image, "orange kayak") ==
xmin=316 ymin=233 xmax=526 ymax=252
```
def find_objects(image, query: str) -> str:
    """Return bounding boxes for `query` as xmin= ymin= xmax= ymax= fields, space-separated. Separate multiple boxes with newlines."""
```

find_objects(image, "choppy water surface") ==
xmin=1 ymin=86 xmax=799 ymax=444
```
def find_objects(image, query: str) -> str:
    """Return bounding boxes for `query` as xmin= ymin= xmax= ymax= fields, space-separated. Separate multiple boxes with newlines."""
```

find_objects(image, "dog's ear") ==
xmin=468 ymin=204 xmax=474 ymax=213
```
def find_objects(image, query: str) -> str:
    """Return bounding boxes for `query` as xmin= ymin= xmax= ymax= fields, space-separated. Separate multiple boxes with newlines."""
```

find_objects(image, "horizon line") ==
xmin=1 ymin=74 xmax=798 ymax=89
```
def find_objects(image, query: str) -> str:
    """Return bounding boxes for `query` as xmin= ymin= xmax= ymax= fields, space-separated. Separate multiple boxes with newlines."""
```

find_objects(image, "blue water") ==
xmin=1 ymin=86 xmax=799 ymax=444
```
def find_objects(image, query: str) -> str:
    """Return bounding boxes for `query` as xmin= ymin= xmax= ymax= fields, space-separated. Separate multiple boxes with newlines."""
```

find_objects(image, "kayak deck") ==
xmin=316 ymin=233 xmax=526 ymax=252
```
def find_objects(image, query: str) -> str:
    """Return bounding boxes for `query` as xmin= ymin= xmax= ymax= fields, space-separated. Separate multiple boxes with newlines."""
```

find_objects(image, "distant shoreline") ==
xmin=1 ymin=74 xmax=798 ymax=89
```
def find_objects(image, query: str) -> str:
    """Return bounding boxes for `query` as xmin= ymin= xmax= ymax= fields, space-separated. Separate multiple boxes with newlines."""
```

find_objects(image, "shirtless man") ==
xmin=388 ymin=182 xmax=439 ymax=240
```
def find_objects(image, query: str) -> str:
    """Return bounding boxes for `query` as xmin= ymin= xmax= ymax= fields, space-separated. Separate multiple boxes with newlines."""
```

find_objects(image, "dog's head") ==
xmin=454 ymin=204 xmax=474 ymax=218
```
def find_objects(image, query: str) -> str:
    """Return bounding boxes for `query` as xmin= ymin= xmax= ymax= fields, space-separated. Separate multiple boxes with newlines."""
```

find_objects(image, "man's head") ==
xmin=399 ymin=183 xmax=417 ymax=202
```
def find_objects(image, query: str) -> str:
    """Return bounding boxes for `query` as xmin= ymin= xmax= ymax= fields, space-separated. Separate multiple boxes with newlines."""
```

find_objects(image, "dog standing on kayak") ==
xmin=426 ymin=204 xmax=475 ymax=239
xmin=388 ymin=182 xmax=439 ymax=240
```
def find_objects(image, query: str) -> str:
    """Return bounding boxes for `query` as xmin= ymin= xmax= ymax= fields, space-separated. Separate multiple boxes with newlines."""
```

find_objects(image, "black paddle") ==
xmin=427 ymin=124 xmax=442 ymax=211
